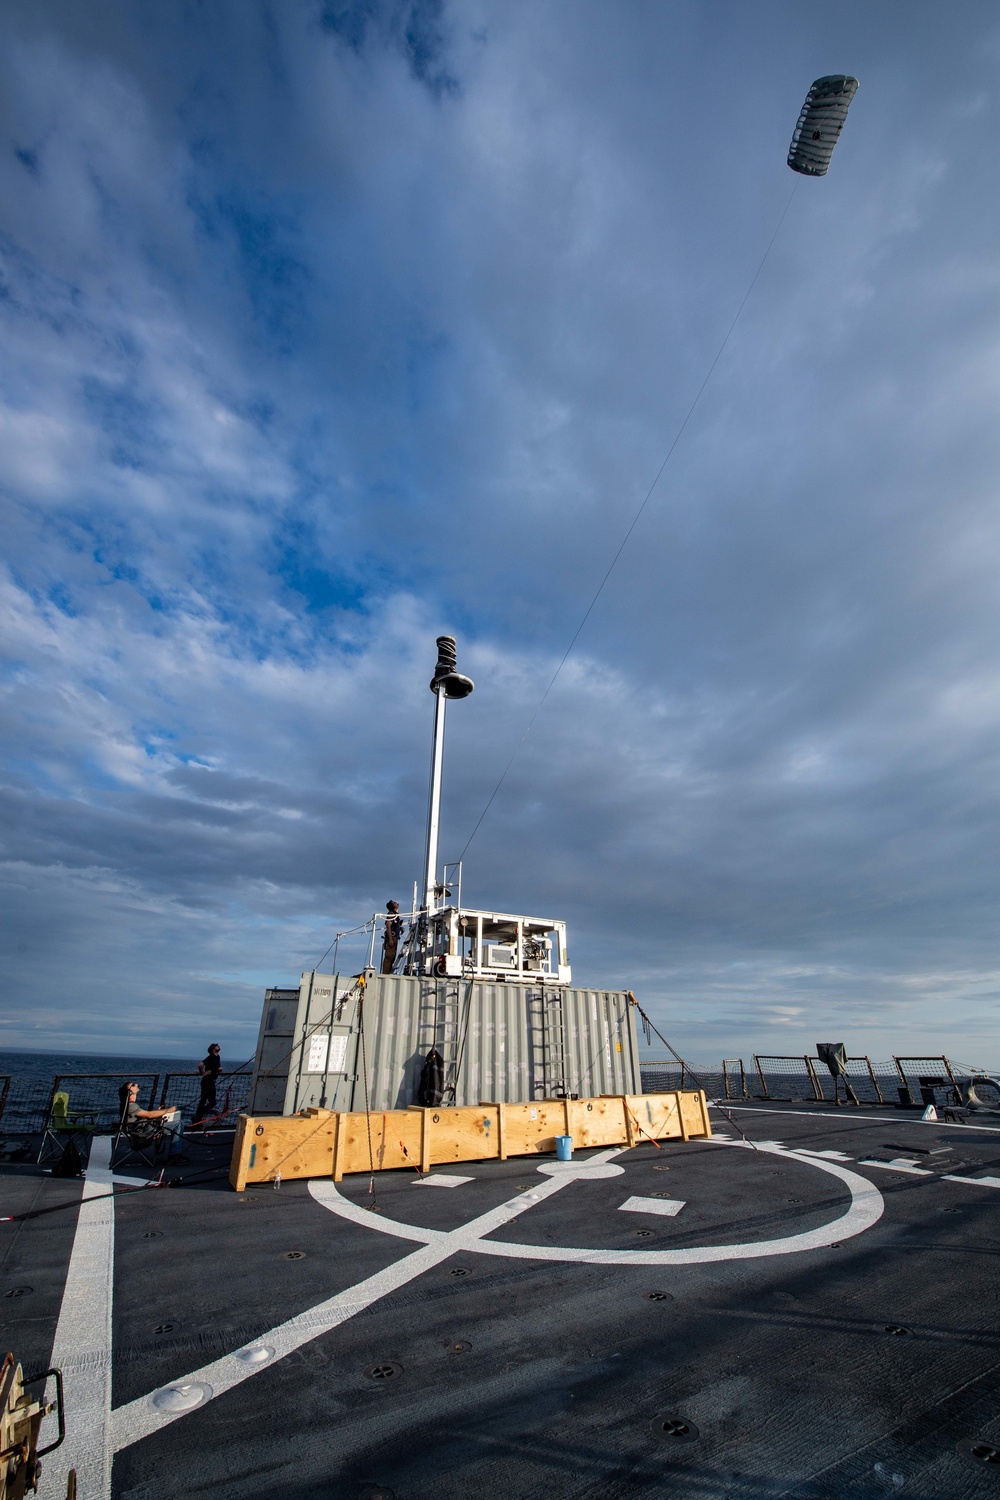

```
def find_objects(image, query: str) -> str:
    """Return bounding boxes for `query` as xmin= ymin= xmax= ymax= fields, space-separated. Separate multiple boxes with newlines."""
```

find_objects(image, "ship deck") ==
xmin=4 ymin=1102 xmax=1000 ymax=1499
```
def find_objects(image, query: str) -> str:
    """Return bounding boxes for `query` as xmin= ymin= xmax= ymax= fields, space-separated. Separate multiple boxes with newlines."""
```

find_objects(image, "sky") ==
xmin=1 ymin=1 xmax=999 ymax=1067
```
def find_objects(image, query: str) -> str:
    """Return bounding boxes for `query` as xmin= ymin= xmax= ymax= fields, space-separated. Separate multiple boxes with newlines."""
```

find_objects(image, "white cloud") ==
xmin=1 ymin=2 xmax=1000 ymax=1066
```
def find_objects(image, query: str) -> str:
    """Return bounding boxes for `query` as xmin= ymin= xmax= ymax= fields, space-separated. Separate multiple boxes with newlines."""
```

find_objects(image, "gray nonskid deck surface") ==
xmin=5 ymin=1106 xmax=1000 ymax=1499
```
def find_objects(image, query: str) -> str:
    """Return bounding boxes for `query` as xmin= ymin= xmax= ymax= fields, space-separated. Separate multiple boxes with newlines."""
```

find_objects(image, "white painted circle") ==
xmin=537 ymin=1161 xmax=625 ymax=1180
xmin=313 ymin=1141 xmax=884 ymax=1264
xmin=151 ymin=1381 xmax=213 ymax=1412
xmin=474 ymin=1143 xmax=883 ymax=1264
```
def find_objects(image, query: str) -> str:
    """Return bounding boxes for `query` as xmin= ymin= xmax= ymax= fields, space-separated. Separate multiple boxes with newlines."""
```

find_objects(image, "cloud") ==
xmin=1 ymin=1 xmax=999 ymax=1066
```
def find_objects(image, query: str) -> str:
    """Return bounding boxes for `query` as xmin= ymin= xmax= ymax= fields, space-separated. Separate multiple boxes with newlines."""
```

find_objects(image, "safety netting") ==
xmin=639 ymin=1060 xmax=688 ymax=1093
xmin=0 ymin=1068 xmax=253 ymax=1138
xmin=890 ymin=1057 xmax=959 ymax=1108
xmin=808 ymin=1057 xmax=887 ymax=1105
xmin=752 ymin=1056 xmax=824 ymax=1101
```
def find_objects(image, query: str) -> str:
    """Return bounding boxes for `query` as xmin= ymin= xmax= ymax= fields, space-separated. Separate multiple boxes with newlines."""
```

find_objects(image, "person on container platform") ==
xmin=381 ymin=900 xmax=403 ymax=974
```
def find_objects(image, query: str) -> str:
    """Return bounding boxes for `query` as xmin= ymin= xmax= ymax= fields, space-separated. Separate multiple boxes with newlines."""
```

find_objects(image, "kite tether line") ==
xmin=457 ymin=184 xmax=797 ymax=863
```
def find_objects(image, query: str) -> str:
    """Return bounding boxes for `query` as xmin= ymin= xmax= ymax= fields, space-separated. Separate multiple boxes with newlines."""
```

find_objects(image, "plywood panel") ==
xmin=626 ymin=1094 xmax=677 ymax=1144
xmin=337 ymin=1110 xmax=423 ymax=1177
xmin=230 ymin=1090 xmax=710 ymax=1187
xmin=230 ymin=1108 xmax=338 ymax=1189
xmin=681 ymin=1090 xmax=711 ymax=1139
xmin=429 ymin=1105 xmax=502 ymax=1165
xmin=566 ymin=1096 xmax=628 ymax=1148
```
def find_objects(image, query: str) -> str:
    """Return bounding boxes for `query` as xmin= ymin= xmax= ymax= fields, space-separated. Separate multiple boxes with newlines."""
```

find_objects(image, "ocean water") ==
xmin=0 ymin=1047 xmax=207 ymax=1083
xmin=0 ymin=1048 xmax=254 ymax=1135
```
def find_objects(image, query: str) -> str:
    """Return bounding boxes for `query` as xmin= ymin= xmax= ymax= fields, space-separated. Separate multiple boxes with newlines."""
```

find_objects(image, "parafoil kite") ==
xmin=787 ymin=75 xmax=859 ymax=176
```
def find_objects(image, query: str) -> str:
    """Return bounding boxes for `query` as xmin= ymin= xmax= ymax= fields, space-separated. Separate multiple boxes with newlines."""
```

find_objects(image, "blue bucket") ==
xmin=555 ymin=1135 xmax=573 ymax=1162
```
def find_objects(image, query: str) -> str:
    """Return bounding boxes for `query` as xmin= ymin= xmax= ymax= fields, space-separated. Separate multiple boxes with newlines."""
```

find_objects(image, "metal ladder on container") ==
xmin=527 ymin=988 xmax=567 ymax=1099
xmin=439 ymin=977 xmax=465 ymax=1101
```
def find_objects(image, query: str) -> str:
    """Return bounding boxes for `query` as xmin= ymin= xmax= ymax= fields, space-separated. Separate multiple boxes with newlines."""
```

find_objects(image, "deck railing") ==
xmin=0 ymin=1056 xmax=996 ymax=1137
xmin=636 ymin=1056 xmax=992 ymax=1107
xmin=0 ymin=1069 xmax=252 ymax=1136
xmin=158 ymin=1071 xmax=253 ymax=1118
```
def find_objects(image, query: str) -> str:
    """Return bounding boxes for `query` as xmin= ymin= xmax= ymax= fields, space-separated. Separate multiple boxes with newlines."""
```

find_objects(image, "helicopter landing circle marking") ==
xmin=536 ymin=1160 xmax=625 ymax=1179
xmin=107 ymin=1143 xmax=884 ymax=1465
xmin=312 ymin=1140 xmax=884 ymax=1264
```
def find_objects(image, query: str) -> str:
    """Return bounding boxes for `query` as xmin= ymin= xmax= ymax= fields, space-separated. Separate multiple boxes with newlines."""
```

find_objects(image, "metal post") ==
xmin=423 ymin=685 xmax=447 ymax=911
xmin=420 ymin=636 xmax=473 ymax=922
xmin=753 ymin=1055 xmax=770 ymax=1099
xmin=863 ymin=1055 xmax=883 ymax=1104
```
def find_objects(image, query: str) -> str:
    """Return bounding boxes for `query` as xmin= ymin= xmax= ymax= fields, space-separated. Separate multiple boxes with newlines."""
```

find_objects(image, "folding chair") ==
xmin=110 ymin=1092 xmax=171 ymax=1172
xmin=111 ymin=1116 xmax=169 ymax=1171
xmin=36 ymin=1090 xmax=101 ymax=1166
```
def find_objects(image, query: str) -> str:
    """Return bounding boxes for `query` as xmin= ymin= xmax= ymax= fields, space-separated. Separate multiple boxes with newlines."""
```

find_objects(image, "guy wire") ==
xmin=627 ymin=991 xmax=759 ymax=1152
xmin=357 ymin=983 xmax=379 ymax=1207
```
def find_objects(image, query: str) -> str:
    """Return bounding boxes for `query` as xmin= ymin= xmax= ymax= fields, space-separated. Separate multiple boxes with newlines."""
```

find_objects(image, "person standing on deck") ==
xmin=193 ymin=1042 xmax=222 ymax=1122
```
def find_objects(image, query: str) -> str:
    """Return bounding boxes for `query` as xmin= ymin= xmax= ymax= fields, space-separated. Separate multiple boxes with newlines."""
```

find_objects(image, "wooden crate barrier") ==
xmin=229 ymin=1090 xmax=711 ymax=1191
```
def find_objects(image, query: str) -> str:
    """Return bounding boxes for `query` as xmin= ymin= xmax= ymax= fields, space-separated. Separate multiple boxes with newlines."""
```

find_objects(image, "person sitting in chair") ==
xmin=119 ymin=1083 xmax=183 ymax=1152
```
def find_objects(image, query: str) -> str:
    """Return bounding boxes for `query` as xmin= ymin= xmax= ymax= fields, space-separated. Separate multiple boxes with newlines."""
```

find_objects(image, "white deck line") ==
xmin=426 ymin=1141 xmax=884 ymax=1264
xmin=858 ymin=1160 xmax=932 ymax=1176
xmin=102 ymin=1135 xmax=886 ymax=1474
xmin=715 ymin=1104 xmax=1000 ymax=1135
xmin=42 ymin=1136 xmax=140 ymax=1500
xmin=109 ymin=1148 xmax=625 ymax=1455
xmin=941 ymin=1174 xmax=1000 ymax=1189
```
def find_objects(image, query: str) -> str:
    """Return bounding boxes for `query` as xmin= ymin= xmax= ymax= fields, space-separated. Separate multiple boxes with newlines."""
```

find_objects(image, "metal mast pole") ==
xmin=420 ymin=636 xmax=474 ymax=914
xmin=423 ymin=685 xmax=447 ymax=911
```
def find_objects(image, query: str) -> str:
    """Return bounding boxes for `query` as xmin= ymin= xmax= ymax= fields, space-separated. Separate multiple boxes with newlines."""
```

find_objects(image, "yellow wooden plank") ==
xmin=331 ymin=1110 xmax=346 ymax=1182
xmin=428 ymin=1104 xmax=501 ymax=1164
xmin=420 ymin=1109 xmax=431 ymax=1174
xmin=623 ymin=1097 xmax=636 ymax=1148
xmin=229 ymin=1090 xmax=712 ymax=1186
xmin=338 ymin=1110 xmax=422 ymax=1175
xmin=230 ymin=1114 xmax=251 ymax=1191
xmin=569 ymin=1096 xmax=625 ymax=1148
xmin=625 ymin=1091 xmax=709 ymax=1142
xmin=624 ymin=1096 xmax=650 ymax=1143
xmin=242 ymin=1110 xmax=337 ymax=1184
xmin=503 ymin=1101 xmax=570 ymax=1156
xmin=626 ymin=1094 xmax=682 ymax=1143
xmin=680 ymin=1090 xmax=710 ymax=1139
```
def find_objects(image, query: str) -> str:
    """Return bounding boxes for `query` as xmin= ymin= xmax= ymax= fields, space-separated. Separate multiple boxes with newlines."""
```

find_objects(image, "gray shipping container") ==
xmin=249 ymin=970 xmax=641 ymax=1116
